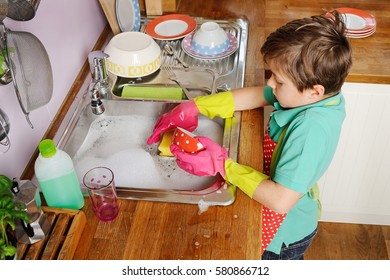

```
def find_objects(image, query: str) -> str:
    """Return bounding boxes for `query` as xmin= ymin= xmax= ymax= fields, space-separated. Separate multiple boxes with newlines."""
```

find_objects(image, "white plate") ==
xmin=343 ymin=13 xmax=367 ymax=30
xmin=335 ymin=7 xmax=376 ymax=33
xmin=116 ymin=0 xmax=141 ymax=32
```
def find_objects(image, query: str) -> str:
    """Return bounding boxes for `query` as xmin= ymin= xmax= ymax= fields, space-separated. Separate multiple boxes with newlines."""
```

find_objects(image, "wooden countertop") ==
xmin=21 ymin=0 xmax=390 ymax=260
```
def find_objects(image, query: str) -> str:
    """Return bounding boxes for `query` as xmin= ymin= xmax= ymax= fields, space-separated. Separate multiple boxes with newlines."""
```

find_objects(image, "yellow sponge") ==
xmin=158 ymin=130 xmax=174 ymax=157
xmin=122 ymin=86 xmax=183 ymax=100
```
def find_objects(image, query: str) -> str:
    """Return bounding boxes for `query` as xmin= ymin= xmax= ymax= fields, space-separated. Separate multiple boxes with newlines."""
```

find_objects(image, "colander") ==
xmin=0 ymin=22 xmax=53 ymax=128
xmin=7 ymin=0 xmax=41 ymax=21
xmin=0 ymin=107 xmax=10 ymax=153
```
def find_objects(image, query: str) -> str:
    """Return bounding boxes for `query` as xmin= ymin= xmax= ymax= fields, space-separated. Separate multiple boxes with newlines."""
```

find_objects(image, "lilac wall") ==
xmin=0 ymin=0 xmax=107 ymax=178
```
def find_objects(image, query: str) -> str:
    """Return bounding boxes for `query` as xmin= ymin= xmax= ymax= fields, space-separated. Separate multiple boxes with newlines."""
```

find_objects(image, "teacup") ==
xmin=191 ymin=22 xmax=230 ymax=56
xmin=172 ymin=128 xmax=205 ymax=154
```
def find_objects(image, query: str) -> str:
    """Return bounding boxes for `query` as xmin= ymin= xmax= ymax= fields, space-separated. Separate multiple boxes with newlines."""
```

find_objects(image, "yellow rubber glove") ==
xmin=224 ymin=159 xmax=269 ymax=198
xmin=194 ymin=91 xmax=235 ymax=119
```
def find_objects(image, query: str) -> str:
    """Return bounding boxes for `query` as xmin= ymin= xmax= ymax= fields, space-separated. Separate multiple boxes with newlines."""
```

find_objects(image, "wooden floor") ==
xmin=305 ymin=222 xmax=390 ymax=260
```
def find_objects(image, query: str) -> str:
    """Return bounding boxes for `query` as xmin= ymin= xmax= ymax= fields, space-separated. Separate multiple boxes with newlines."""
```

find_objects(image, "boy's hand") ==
xmin=170 ymin=136 xmax=228 ymax=177
xmin=147 ymin=91 xmax=235 ymax=145
xmin=146 ymin=100 xmax=200 ymax=145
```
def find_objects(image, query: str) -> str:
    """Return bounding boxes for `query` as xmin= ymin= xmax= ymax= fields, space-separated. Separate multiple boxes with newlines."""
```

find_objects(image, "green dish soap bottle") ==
xmin=34 ymin=139 xmax=84 ymax=209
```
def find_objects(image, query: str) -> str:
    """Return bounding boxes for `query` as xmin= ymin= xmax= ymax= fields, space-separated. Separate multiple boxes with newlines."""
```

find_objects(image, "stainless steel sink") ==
xmin=52 ymin=17 xmax=248 ymax=206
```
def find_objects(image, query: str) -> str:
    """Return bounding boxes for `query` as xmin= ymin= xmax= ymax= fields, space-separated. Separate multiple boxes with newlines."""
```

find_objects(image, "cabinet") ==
xmin=319 ymin=82 xmax=390 ymax=226
xmin=140 ymin=0 xmax=178 ymax=15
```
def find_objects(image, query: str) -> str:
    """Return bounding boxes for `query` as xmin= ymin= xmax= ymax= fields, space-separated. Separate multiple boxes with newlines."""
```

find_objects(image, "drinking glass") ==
xmin=83 ymin=167 xmax=119 ymax=222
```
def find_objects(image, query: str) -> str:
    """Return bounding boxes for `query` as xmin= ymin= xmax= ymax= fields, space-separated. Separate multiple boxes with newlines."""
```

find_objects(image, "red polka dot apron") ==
xmin=261 ymin=123 xmax=287 ymax=254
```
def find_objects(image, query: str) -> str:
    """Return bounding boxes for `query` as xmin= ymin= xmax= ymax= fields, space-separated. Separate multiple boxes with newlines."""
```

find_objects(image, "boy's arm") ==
xmin=224 ymin=159 xmax=300 ymax=214
xmin=232 ymin=86 xmax=270 ymax=111
xmin=253 ymin=178 xmax=301 ymax=214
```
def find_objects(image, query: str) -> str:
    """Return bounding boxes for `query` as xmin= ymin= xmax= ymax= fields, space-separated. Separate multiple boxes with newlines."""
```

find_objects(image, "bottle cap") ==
xmin=38 ymin=139 xmax=57 ymax=158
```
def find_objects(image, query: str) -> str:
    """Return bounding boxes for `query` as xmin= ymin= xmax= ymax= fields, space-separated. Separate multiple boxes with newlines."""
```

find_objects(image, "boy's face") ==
xmin=267 ymin=64 xmax=319 ymax=108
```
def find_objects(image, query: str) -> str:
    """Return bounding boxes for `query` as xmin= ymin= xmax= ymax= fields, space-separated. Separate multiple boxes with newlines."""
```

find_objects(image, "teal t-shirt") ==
xmin=263 ymin=86 xmax=346 ymax=254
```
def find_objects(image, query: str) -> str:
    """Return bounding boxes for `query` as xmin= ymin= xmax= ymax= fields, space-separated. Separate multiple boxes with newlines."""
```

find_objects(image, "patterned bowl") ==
xmin=104 ymin=32 xmax=161 ymax=78
xmin=191 ymin=22 xmax=230 ymax=56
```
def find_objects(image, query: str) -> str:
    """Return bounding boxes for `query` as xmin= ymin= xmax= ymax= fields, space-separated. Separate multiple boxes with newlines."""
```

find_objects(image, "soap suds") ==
xmin=73 ymin=115 xmax=224 ymax=190
xmin=197 ymin=199 xmax=211 ymax=215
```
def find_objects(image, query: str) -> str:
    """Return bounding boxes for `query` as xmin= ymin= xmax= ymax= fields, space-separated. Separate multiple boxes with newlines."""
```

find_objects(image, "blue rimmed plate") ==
xmin=116 ymin=0 xmax=141 ymax=32
xmin=182 ymin=32 xmax=238 ymax=60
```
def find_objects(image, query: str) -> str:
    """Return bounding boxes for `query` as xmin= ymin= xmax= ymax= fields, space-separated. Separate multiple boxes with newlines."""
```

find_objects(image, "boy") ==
xmin=147 ymin=10 xmax=352 ymax=259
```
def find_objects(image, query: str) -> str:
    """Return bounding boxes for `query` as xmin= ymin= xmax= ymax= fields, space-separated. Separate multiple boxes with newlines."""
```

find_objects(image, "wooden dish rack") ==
xmin=17 ymin=206 xmax=86 ymax=260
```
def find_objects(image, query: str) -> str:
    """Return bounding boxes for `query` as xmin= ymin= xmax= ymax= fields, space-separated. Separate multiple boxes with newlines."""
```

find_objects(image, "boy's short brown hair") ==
xmin=261 ymin=10 xmax=352 ymax=95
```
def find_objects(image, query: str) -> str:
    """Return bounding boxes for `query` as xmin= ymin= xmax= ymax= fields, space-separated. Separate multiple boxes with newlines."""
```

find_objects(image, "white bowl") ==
xmin=191 ymin=22 xmax=230 ymax=56
xmin=104 ymin=32 xmax=161 ymax=78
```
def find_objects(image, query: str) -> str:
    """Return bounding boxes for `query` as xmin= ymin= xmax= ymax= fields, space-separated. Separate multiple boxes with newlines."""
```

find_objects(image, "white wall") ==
xmin=0 ymin=0 xmax=107 ymax=178
xmin=318 ymin=82 xmax=390 ymax=225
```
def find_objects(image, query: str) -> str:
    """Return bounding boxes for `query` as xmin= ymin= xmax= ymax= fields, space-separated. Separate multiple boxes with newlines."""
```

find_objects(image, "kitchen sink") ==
xmin=52 ymin=17 xmax=248 ymax=206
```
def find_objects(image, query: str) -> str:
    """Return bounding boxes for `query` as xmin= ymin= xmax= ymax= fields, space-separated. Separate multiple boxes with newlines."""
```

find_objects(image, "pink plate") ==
xmin=335 ymin=7 xmax=376 ymax=33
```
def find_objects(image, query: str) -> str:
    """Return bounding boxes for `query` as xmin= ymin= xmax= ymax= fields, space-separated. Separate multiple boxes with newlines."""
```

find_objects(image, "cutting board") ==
xmin=99 ymin=0 xmax=121 ymax=35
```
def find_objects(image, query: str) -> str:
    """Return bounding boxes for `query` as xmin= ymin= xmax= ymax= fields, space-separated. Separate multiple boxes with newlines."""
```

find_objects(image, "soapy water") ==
xmin=197 ymin=199 xmax=211 ymax=215
xmin=73 ymin=114 xmax=224 ymax=190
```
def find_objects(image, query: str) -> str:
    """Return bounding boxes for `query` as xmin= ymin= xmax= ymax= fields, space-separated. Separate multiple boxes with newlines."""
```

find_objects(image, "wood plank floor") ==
xmin=305 ymin=222 xmax=390 ymax=260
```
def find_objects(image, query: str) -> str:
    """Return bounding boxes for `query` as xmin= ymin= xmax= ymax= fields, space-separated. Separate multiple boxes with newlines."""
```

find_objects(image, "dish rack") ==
xmin=111 ymin=17 xmax=248 ymax=100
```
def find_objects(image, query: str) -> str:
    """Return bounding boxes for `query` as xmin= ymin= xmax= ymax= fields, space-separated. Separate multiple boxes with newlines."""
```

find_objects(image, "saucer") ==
xmin=182 ymin=32 xmax=238 ymax=60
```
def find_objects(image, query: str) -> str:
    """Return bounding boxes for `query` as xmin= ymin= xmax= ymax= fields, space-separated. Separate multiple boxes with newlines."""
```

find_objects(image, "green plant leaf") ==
xmin=12 ymin=210 xmax=29 ymax=223
xmin=0 ymin=175 xmax=12 ymax=191
xmin=2 ymin=244 xmax=16 ymax=257
xmin=6 ymin=219 xmax=16 ymax=231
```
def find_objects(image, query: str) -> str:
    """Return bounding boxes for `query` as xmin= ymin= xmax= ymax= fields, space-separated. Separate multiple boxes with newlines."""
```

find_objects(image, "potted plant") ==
xmin=0 ymin=175 xmax=29 ymax=260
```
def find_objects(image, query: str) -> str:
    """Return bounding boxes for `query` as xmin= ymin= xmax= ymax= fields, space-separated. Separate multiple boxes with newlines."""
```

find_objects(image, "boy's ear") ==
xmin=306 ymin=84 xmax=325 ymax=99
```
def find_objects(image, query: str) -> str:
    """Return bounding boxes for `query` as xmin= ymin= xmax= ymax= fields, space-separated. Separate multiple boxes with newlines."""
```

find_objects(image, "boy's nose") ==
xmin=267 ymin=76 xmax=275 ymax=89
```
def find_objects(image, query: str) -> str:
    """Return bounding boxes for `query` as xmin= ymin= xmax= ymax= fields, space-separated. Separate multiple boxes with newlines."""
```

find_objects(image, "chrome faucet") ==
xmin=89 ymin=82 xmax=105 ymax=115
xmin=87 ymin=51 xmax=109 ymax=115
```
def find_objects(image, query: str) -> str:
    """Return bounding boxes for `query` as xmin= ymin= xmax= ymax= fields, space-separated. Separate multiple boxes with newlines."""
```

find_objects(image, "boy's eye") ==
xmin=271 ymin=73 xmax=283 ymax=85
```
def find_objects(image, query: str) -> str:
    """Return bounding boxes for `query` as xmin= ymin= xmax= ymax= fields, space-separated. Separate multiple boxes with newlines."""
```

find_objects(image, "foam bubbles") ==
xmin=73 ymin=115 xmax=224 ymax=190
xmin=197 ymin=199 xmax=211 ymax=214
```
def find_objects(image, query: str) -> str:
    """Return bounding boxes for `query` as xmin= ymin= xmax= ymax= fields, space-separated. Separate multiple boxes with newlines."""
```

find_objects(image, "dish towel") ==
xmin=261 ymin=123 xmax=287 ymax=254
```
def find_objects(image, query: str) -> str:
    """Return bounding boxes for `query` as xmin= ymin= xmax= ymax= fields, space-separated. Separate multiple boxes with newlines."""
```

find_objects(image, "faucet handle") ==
xmin=88 ymin=51 xmax=109 ymax=82
xmin=88 ymin=51 xmax=109 ymax=68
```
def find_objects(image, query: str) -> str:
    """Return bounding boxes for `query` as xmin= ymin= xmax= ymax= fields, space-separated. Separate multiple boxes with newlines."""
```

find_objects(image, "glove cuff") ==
xmin=194 ymin=91 xmax=235 ymax=119
xmin=224 ymin=159 xmax=269 ymax=198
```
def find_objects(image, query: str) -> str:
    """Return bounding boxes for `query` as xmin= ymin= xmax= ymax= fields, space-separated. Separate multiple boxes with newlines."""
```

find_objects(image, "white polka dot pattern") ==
xmin=261 ymin=124 xmax=286 ymax=254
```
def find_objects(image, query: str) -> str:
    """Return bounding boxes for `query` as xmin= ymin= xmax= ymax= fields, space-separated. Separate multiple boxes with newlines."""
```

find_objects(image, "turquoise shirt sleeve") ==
xmin=263 ymin=86 xmax=277 ymax=105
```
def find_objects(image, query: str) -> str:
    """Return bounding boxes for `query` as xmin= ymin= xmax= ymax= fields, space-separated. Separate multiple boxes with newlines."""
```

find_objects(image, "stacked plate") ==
xmin=146 ymin=14 xmax=238 ymax=60
xmin=181 ymin=32 xmax=238 ymax=60
xmin=336 ymin=7 xmax=376 ymax=38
